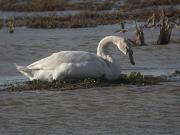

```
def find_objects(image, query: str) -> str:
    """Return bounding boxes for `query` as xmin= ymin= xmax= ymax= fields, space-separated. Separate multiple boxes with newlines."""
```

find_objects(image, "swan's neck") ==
xmin=97 ymin=36 xmax=121 ymax=62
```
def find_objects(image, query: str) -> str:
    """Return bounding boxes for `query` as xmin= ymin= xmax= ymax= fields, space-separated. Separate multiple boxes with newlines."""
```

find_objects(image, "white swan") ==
xmin=16 ymin=36 xmax=135 ymax=81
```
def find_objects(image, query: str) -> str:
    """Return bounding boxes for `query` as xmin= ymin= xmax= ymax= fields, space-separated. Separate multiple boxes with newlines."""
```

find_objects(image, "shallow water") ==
xmin=0 ymin=83 xmax=180 ymax=135
xmin=0 ymin=24 xmax=180 ymax=135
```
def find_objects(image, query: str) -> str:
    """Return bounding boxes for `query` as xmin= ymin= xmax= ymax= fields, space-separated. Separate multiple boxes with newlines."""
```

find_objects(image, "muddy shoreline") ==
xmin=0 ymin=1 xmax=179 ymax=29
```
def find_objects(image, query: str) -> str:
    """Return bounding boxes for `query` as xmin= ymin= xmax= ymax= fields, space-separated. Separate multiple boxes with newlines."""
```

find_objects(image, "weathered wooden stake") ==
xmin=135 ymin=21 xmax=145 ymax=45
xmin=8 ymin=19 xmax=15 ymax=33
xmin=157 ymin=10 xmax=172 ymax=44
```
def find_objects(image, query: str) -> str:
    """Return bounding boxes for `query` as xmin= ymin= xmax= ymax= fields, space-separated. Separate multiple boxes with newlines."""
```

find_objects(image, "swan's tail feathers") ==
xmin=15 ymin=64 xmax=34 ymax=80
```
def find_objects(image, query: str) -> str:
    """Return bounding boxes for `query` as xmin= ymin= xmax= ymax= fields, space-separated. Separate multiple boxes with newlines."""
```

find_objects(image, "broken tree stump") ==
xmin=135 ymin=21 xmax=145 ymax=45
xmin=157 ymin=10 xmax=172 ymax=44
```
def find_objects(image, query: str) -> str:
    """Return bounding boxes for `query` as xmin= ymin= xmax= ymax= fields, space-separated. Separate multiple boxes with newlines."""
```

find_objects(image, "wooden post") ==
xmin=0 ymin=21 xmax=3 ymax=29
xmin=157 ymin=10 xmax=172 ymax=44
xmin=8 ymin=18 xmax=15 ymax=33
xmin=135 ymin=21 xmax=145 ymax=45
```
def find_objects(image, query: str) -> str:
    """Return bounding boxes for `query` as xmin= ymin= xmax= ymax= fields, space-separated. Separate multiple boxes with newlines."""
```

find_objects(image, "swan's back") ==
xmin=27 ymin=51 xmax=100 ymax=70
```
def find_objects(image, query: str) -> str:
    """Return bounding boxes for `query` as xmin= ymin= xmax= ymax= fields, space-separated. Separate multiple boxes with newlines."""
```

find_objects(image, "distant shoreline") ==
xmin=0 ymin=0 xmax=114 ymax=12
xmin=0 ymin=2 xmax=179 ymax=29
xmin=0 ymin=0 xmax=179 ymax=12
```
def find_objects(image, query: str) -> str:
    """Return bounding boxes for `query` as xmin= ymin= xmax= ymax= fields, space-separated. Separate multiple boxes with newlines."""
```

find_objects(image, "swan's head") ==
xmin=116 ymin=38 xmax=135 ymax=65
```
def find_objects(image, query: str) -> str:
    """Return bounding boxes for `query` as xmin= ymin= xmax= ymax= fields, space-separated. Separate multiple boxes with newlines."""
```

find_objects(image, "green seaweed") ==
xmin=115 ymin=72 xmax=163 ymax=86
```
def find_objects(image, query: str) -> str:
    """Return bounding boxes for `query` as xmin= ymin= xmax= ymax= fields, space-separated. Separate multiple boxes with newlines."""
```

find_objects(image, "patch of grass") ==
xmin=15 ymin=11 xmax=123 ymax=28
xmin=123 ymin=0 xmax=180 ymax=20
xmin=0 ymin=0 xmax=115 ymax=11
xmin=0 ymin=0 xmax=74 ymax=11
xmin=92 ymin=0 xmax=114 ymax=11
xmin=0 ymin=8 xmax=178 ymax=29
xmin=117 ymin=72 xmax=166 ymax=85
xmin=4 ymin=72 xmax=167 ymax=91
xmin=125 ymin=0 xmax=180 ymax=9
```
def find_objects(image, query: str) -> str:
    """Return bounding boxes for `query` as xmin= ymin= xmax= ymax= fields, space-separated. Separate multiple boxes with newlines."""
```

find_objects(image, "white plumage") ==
xmin=16 ymin=36 xmax=135 ymax=81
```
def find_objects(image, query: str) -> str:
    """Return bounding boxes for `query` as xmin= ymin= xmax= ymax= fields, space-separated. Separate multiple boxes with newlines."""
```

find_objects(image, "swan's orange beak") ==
xmin=128 ymin=50 xmax=135 ymax=65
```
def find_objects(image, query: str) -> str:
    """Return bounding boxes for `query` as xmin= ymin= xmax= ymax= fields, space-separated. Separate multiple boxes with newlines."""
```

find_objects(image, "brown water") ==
xmin=0 ymin=24 xmax=180 ymax=135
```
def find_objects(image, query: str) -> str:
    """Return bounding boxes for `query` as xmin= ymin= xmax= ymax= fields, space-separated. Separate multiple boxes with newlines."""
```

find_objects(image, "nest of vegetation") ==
xmin=4 ymin=72 xmax=167 ymax=91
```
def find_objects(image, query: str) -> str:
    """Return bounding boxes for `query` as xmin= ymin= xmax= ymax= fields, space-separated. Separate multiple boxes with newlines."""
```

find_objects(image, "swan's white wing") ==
xmin=27 ymin=54 xmax=55 ymax=70
xmin=27 ymin=53 xmax=58 ymax=70
xmin=27 ymin=51 xmax=97 ymax=70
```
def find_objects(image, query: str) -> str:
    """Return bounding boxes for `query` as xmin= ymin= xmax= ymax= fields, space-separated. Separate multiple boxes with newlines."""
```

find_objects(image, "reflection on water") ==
xmin=0 ymin=24 xmax=180 ymax=135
